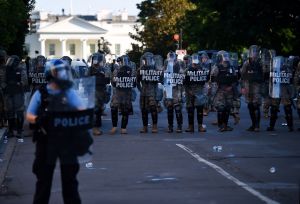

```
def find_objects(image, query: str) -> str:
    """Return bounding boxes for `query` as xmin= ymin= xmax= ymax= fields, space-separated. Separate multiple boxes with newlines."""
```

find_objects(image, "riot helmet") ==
xmin=61 ymin=56 xmax=72 ymax=66
xmin=199 ymin=51 xmax=209 ymax=65
xmin=120 ymin=55 xmax=130 ymax=67
xmin=167 ymin=51 xmax=176 ymax=62
xmin=35 ymin=55 xmax=47 ymax=68
xmin=45 ymin=59 xmax=73 ymax=89
xmin=248 ymin=45 xmax=260 ymax=62
xmin=91 ymin=52 xmax=105 ymax=66
xmin=140 ymin=52 xmax=155 ymax=67
xmin=191 ymin=53 xmax=200 ymax=65
xmin=288 ymin=56 xmax=300 ymax=71
xmin=216 ymin=50 xmax=230 ymax=67
xmin=6 ymin=55 xmax=20 ymax=69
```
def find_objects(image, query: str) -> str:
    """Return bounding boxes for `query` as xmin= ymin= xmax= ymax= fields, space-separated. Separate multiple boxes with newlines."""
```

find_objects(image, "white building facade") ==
xmin=25 ymin=10 xmax=141 ymax=61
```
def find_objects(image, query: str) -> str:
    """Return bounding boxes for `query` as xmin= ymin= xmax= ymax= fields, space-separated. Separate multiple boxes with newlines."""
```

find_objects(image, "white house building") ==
xmin=25 ymin=10 xmax=141 ymax=61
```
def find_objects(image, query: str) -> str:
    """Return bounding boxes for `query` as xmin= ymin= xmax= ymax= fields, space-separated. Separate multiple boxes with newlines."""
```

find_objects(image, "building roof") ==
xmin=37 ymin=16 xmax=107 ymax=34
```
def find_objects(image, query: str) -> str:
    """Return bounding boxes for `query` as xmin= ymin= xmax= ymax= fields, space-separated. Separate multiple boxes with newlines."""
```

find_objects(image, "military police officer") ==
xmin=295 ymin=60 xmax=300 ymax=130
xmin=89 ymin=52 xmax=110 ymax=135
xmin=184 ymin=53 xmax=210 ymax=132
xmin=4 ymin=55 xmax=27 ymax=138
xmin=241 ymin=45 xmax=264 ymax=132
xmin=110 ymin=55 xmax=136 ymax=134
xmin=163 ymin=51 xmax=185 ymax=133
xmin=211 ymin=51 xmax=237 ymax=132
xmin=137 ymin=52 xmax=163 ymax=133
xmin=267 ymin=56 xmax=296 ymax=132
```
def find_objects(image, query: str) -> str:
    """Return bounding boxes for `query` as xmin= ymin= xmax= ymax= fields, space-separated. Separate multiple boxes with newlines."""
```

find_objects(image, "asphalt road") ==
xmin=0 ymin=98 xmax=299 ymax=204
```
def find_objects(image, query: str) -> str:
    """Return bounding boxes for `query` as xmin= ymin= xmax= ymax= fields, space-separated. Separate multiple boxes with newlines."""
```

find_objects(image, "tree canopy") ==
xmin=0 ymin=0 xmax=35 ymax=57
xmin=130 ymin=0 xmax=195 ymax=56
xmin=132 ymin=0 xmax=300 ymax=56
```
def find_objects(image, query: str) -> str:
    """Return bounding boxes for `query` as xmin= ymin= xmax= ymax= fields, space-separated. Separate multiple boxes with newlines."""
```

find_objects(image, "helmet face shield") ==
xmin=140 ymin=52 xmax=154 ymax=67
xmin=46 ymin=59 xmax=73 ymax=86
xmin=6 ymin=55 xmax=20 ymax=67
xmin=191 ymin=54 xmax=200 ymax=64
xmin=121 ymin=55 xmax=130 ymax=66
xmin=216 ymin=51 xmax=230 ymax=65
xmin=249 ymin=45 xmax=259 ymax=60
xmin=36 ymin=56 xmax=46 ymax=68
xmin=92 ymin=53 xmax=105 ymax=66
xmin=167 ymin=52 xmax=176 ymax=61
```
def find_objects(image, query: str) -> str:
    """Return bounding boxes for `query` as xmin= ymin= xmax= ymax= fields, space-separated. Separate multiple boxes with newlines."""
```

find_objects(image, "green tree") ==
xmin=0 ymin=0 xmax=35 ymax=56
xmin=130 ymin=0 xmax=195 ymax=56
xmin=184 ymin=0 xmax=300 ymax=55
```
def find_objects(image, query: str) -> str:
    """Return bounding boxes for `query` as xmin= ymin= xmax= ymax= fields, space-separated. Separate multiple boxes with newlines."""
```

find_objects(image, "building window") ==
xmin=90 ymin=44 xmax=95 ymax=53
xmin=70 ymin=44 xmax=76 ymax=55
xmin=115 ymin=44 xmax=121 ymax=55
xmin=49 ymin=44 xmax=55 ymax=55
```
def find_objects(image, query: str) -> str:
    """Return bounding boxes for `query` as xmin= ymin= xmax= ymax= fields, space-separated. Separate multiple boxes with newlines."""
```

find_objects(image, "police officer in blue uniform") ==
xmin=26 ymin=59 xmax=87 ymax=204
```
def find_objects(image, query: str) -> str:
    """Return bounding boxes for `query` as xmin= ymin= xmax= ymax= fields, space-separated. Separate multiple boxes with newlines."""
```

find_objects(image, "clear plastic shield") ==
xmin=230 ymin=52 xmax=238 ymax=69
xmin=164 ymin=59 xmax=174 ymax=99
xmin=154 ymin=55 xmax=164 ymax=71
xmin=163 ymin=61 xmax=185 ymax=99
xmin=269 ymin=56 xmax=283 ymax=98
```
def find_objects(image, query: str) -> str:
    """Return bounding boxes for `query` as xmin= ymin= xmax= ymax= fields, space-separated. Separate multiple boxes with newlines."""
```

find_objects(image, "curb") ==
xmin=0 ymin=129 xmax=17 ymax=186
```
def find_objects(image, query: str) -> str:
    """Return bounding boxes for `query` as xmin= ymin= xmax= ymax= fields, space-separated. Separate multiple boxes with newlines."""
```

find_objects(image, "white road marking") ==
xmin=176 ymin=144 xmax=280 ymax=204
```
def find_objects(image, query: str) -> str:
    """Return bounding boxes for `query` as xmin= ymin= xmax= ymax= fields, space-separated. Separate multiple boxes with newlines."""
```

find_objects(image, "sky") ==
xmin=34 ymin=0 xmax=143 ymax=15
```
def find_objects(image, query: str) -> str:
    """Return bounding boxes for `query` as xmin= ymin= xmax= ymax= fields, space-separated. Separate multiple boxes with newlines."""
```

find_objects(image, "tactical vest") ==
xmin=246 ymin=61 xmax=263 ymax=83
xmin=90 ymin=66 xmax=109 ymax=87
xmin=5 ymin=66 xmax=22 ymax=94
xmin=36 ymin=86 xmax=93 ymax=156
xmin=217 ymin=65 xmax=236 ymax=85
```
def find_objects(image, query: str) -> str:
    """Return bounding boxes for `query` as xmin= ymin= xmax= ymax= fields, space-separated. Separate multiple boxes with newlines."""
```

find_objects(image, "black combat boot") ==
xmin=267 ymin=106 xmax=278 ymax=131
xmin=284 ymin=105 xmax=294 ymax=132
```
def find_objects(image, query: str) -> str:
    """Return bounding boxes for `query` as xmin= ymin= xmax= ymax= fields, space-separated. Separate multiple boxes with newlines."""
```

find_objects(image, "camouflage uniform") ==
xmin=295 ymin=61 xmax=300 ymax=130
xmin=229 ymin=52 xmax=241 ymax=124
xmin=137 ymin=52 xmax=163 ymax=133
xmin=240 ymin=45 xmax=263 ymax=131
xmin=89 ymin=53 xmax=110 ymax=135
xmin=267 ymin=56 xmax=297 ymax=131
xmin=110 ymin=56 xmax=136 ymax=134
xmin=163 ymin=53 xmax=184 ymax=133
xmin=184 ymin=53 xmax=210 ymax=132
xmin=211 ymin=51 xmax=236 ymax=132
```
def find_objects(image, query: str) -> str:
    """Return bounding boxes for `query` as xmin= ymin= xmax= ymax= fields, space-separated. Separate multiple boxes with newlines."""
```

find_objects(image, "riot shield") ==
xmin=164 ymin=60 xmax=185 ymax=99
xmin=230 ymin=52 xmax=238 ymax=69
xmin=269 ymin=57 xmax=293 ymax=98
xmin=154 ymin=55 xmax=164 ymax=71
xmin=71 ymin=60 xmax=89 ymax=78
xmin=29 ymin=58 xmax=47 ymax=86
xmin=185 ymin=54 xmax=210 ymax=85
xmin=45 ymin=76 xmax=95 ymax=158
xmin=139 ymin=53 xmax=163 ymax=82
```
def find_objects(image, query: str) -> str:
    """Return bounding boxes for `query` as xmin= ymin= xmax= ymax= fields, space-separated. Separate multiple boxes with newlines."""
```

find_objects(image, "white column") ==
xmin=39 ymin=39 xmax=45 ymax=56
xmin=61 ymin=39 xmax=66 ymax=56
xmin=81 ymin=39 xmax=87 ymax=60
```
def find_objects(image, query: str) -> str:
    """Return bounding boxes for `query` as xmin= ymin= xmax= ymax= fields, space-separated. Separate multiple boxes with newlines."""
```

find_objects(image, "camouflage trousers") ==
xmin=139 ymin=96 xmax=157 ymax=110
xmin=270 ymin=98 xmax=293 ymax=107
xmin=231 ymin=97 xmax=241 ymax=114
xmin=243 ymin=82 xmax=263 ymax=106
xmin=214 ymin=85 xmax=234 ymax=111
